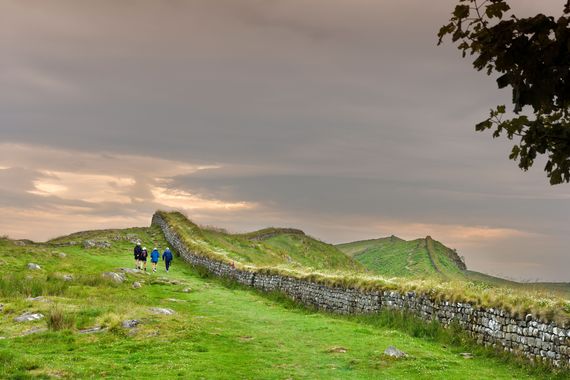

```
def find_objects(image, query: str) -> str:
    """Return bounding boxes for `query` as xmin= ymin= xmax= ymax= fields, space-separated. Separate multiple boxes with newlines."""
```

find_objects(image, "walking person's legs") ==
xmin=165 ymin=259 xmax=171 ymax=272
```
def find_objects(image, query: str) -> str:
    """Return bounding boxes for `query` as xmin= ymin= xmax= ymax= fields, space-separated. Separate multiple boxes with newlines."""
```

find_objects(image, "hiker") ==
xmin=140 ymin=246 xmax=148 ymax=271
xmin=150 ymin=247 xmax=160 ymax=272
xmin=134 ymin=242 xmax=142 ymax=269
xmin=162 ymin=247 xmax=173 ymax=273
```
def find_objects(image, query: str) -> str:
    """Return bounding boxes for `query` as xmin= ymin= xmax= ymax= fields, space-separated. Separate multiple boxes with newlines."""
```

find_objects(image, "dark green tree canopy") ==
xmin=439 ymin=0 xmax=570 ymax=184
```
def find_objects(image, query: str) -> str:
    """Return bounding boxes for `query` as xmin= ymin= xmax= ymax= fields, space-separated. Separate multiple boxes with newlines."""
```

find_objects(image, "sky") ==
xmin=1 ymin=0 xmax=569 ymax=281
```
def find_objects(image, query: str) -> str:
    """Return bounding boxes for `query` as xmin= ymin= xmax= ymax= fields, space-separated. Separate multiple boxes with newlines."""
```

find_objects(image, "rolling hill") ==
xmin=336 ymin=235 xmax=466 ymax=279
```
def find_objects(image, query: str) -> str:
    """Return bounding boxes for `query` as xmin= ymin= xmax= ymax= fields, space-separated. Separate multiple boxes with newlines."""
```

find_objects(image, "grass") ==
xmin=1 ymin=227 xmax=567 ymax=379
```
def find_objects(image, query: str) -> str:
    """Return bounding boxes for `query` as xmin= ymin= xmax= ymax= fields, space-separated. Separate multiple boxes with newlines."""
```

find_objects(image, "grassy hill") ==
xmin=337 ymin=235 xmax=466 ymax=279
xmin=160 ymin=211 xmax=362 ymax=272
xmin=0 ymin=227 xmax=562 ymax=379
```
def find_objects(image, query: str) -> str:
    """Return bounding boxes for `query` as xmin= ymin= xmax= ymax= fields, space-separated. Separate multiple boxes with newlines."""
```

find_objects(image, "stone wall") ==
xmin=152 ymin=212 xmax=570 ymax=367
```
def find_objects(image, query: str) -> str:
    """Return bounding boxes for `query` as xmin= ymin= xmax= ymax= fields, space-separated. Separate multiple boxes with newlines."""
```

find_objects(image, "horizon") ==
xmin=1 ymin=0 xmax=569 ymax=282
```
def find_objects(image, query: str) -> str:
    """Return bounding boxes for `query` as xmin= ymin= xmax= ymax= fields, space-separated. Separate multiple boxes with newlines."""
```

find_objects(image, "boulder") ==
xmin=26 ymin=296 xmax=50 ymax=303
xmin=119 ymin=268 xmax=143 ymax=274
xmin=78 ymin=326 xmax=105 ymax=334
xmin=149 ymin=307 xmax=175 ymax=315
xmin=83 ymin=240 xmax=111 ymax=249
xmin=384 ymin=346 xmax=407 ymax=358
xmin=122 ymin=319 xmax=140 ymax=329
xmin=102 ymin=272 xmax=126 ymax=283
xmin=132 ymin=282 xmax=142 ymax=289
xmin=27 ymin=263 xmax=41 ymax=270
xmin=14 ymin=312 xmax=44 ymax=322
xmin=21 ymin=327 xmax=47 ymax=336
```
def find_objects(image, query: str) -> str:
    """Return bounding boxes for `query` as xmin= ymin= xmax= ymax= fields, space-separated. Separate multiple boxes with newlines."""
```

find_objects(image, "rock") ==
xmin=14 ymin=240 xmax=27 ymax=246
xmin=27 ymin=263 xmax=41 ymax=270
xmin=21 ymin=327 xmax=47 ymax=336
xmin=132 ymin=282 xmax=142 ymax=289
xmin=14 ymin=312 xmax=45 ymax=322
xmin=384 ymin=346 xmax=407 ymax=358
xmin=58 ymin=252 xmax=67 ymax=258
xmin=327 ymin=346 xmax=348 ymax=353
xmin=82 ymin=240 xmax=111 ymax=249
xmin=460 ymin=352 xmax=474 ymax=359
xmin=119 ymin=268 xmax=143 ymax=274
xmin=62 ymin=274 xmax=73 ymax=281
xmin=122 ymin=319 xmax=140 ymax=329
xmin=181 ymin=288 xmax=192 ymax=293
xmin=26 ymin=296 xmax=50 ymax=303
xmin=0 ymin=336 xmax=5 ymax=340
xmin=149 ymin=307 xmax=175 ymax=315
xmin=78 ymin=326 xmax=105 ymax=334
xmin=102 ymin=272 xmax=126 ymax=283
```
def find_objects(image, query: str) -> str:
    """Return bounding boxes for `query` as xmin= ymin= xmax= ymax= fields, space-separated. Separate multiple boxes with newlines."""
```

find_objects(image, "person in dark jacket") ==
xmin=140 ymin=247 xmax=148 ymax=271
xmin=150 ymin=247 xmax=160 ymax=272
xmin=134 ymin=242 xmax=142 ymax=269
xmin=162 ymin=247 xmax=173 ymax=273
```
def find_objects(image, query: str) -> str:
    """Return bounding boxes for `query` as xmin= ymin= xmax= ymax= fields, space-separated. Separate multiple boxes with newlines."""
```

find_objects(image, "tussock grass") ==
xmin=0 ymin=274 xmax=68 ymax=298
xmin=47 ymin=305 xmax=76 ymax=331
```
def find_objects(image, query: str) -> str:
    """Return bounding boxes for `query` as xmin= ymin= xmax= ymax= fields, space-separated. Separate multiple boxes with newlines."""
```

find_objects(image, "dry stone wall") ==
xmin=152 ymin=212 xmax=570 ymax=367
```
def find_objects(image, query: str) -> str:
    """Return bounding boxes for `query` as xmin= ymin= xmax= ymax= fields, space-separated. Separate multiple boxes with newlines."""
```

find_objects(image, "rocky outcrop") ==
xmin=152 ymin=212 xmax=570 ymax=367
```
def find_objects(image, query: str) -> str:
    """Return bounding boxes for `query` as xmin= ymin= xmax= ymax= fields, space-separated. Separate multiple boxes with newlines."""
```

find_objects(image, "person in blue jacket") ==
xmin=150 ymin=247 xmax=160 ymax=272
xmin=162 ymin=247 xmax=173 ymax=273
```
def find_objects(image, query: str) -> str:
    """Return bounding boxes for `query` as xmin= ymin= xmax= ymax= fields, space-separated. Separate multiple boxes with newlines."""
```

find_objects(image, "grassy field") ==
xmin=1 ymin=227 xmax=567 ymax=379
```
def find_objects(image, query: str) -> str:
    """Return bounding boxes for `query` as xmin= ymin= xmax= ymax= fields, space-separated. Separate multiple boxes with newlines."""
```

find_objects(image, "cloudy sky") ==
xmin=1 ymin=0 xmax=569 ymax=281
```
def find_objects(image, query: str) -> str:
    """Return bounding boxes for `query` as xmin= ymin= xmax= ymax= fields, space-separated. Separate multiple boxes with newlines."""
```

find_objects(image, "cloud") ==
xmin=0 ymin=143 xmax=255 ymax=240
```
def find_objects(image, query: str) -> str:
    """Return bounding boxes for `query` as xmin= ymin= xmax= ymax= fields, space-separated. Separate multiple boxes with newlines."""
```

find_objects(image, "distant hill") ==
xmin=336 ymin=235 xmax=467 ymax=279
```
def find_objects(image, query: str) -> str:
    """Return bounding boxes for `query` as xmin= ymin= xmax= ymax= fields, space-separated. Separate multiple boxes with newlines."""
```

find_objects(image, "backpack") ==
xmin=141 ymin=250 xmax=148 ymax=259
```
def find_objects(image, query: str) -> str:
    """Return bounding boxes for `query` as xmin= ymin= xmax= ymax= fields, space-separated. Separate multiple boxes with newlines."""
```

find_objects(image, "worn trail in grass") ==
xmin=0 ymin=228 xmax=562 ymax=379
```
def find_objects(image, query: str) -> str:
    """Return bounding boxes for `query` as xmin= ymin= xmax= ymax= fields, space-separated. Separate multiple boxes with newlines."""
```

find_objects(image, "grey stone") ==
xmin=26 ymin=296 xmax=50 ymax=303
xmin=132 ymin=282 xmax=142 ymax=289
xmin=122 ymin=319 xmax=140 ymax=329
xmin=58 ymin=252 xmax=67 ymax=258
xmin=27 ymin=263 xmax=41 ymax=270
xmin=181 ymin=288 xmax=192 ymax=293
xmin=460 ymin=352 xmax=474 ymax=359
xmin=78 ymin=326 xmax=105 ymax=334
xmin=62 ymin=274 xmax=73 ymax=281
xmin=83 ymin=240 xmax=111 ymax=249
xmin=149 ymin=307 xmax=175 ymax=315
xmin=102 ymin=272 xmax=125 ymax=283
xmin=120 ymin=268 xmax=143 ymax=274
xmin=384 ymin=346 xmax=407 ymax=358
xmin=21 ymin=327 xmax=47 ymax=336
xmin=14 ymin=312 xmax=44 ymax=322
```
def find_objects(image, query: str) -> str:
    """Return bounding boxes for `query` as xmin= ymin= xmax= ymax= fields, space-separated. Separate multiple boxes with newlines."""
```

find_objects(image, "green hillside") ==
xmin=160 ymin=211 xmax=362 ymax=272
xmin=0 ymin=228 xmax=560 ymax=379
xmin=337 ymin=235 xmax=466 ymax=279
